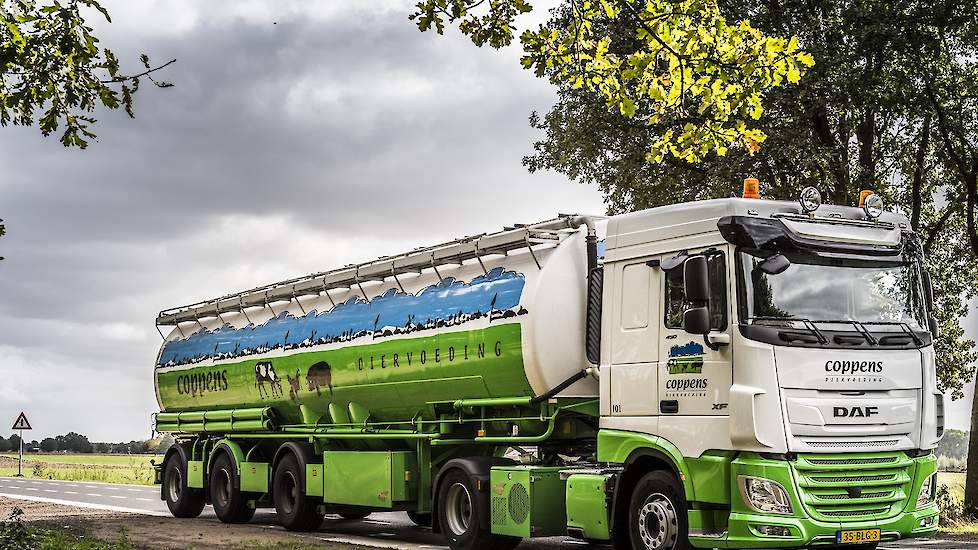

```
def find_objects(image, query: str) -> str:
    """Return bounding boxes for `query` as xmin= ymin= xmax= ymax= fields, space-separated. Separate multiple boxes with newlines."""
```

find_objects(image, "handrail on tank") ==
xmin=155 ymin=214 xmax=603 ymax=328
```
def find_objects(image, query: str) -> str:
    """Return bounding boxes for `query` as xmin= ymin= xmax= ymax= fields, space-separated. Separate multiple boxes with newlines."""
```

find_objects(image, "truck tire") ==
xmin=210 ymin=453 xmax=255 ymax=523
xmin=273 ymin=454 xmax=324 ymax=531
xmin=407 ymin=511 xmax=432 ymax=527
xmin=163 ymin=453 xmax=204 ymax=518
xmin=628 ymin=470 xmax=691 ymax=550
xmin=437 ymin=468 xmax=520 ymax=550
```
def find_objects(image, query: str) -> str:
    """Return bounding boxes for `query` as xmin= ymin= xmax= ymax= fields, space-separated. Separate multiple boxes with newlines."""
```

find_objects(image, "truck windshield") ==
xmin=737 ymin=250 xmax=926 ymax=330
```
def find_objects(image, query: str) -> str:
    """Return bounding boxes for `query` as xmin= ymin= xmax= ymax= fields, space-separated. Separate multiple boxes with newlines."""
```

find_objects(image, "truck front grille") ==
xmin=793 ymin=452 xmax=914 ymax=522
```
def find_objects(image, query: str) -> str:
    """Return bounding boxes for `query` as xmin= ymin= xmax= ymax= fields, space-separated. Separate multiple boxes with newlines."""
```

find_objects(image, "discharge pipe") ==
xmin=567 ymin=215 xmax=599 ymax=274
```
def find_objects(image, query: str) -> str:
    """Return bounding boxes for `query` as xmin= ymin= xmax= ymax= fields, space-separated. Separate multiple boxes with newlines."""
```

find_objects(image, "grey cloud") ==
xmin=0 ymin=3 xmax=603 ymax=441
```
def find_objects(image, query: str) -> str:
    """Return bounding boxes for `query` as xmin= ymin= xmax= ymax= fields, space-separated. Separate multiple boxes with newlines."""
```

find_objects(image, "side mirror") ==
xmin=683 ymin=256 xmax=710 ymax=303
xmin=928 ymin=315 xmax=940 ymax=339
xmin=922 ymin=271 xmax=935 ymax=312
xmin=756 ymin=253 xmax=791 ymax=275
xmin=683 ymin=306 xmax=711 ymax=335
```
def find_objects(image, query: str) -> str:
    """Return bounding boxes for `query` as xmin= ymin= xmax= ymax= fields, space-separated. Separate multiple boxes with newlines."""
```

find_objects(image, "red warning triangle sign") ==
xmin=11 ymin=412 xmax=31 ymax=431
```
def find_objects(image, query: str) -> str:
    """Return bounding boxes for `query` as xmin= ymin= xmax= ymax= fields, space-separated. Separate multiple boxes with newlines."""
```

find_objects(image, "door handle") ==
xmin=660 ymin=400 xmax=679 ymax=414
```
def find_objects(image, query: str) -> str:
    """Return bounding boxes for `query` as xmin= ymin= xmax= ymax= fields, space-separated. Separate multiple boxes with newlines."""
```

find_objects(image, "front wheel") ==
xmin=628 ymin=471 xmax=691 ymax=550
xmin=437 ymin=469 xmax=520 ymax=550
xmin=273 ymin=454 xmax=324 ymax=531
xmin=210 ymin=453 xmax=256 ymax=524
xmin=162 ymin=453 xmax=204 ymax=518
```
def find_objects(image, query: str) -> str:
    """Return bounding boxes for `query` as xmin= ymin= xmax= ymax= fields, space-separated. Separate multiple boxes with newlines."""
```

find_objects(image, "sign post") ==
xmin=11 ymin=412 xmax=32 ymax=477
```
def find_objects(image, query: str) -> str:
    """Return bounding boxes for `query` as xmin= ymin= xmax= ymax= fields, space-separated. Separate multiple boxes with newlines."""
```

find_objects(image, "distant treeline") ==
xmin=0 ymin=432 xmax=173 ymax=455
xmin=938 ymin=429 xmax=969 ymax=461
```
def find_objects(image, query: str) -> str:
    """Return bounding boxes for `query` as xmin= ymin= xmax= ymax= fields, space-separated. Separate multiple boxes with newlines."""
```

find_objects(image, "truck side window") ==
xmin=664 ymin=252 xmax=728 ymax=330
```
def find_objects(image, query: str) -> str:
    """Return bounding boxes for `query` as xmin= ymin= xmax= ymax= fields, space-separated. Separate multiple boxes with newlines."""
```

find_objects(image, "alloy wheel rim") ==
xmin=168 ymin=468 xmax=182 ymax=502
xmin=637 ymin=492 xmax=679 ymax=550
xmin=282 ymin=471 xmax=298 ymax=514
xmin=444 ymin=482 xmax=473 ymax=536
xmin=217 ymin=468 xmax=232 ymax=505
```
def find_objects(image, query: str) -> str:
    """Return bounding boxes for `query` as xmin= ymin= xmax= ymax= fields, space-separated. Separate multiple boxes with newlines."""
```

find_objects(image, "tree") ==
xmin=411 ymin=0 xmax=813 ymax=163
xmin=0 ymin=436 xmax=8 ymax=452
xmin=1 ymin=0 xmax=174 ymax=148
xmin=39 ymin=437 xmax=57 ymax=452
xmin=938 ymin=429 xmax=970 ymax=461
xmin=8 ymin=433 xmax=20 ymax=452
xmin=522 ymin=0 xmax=978 ymax=512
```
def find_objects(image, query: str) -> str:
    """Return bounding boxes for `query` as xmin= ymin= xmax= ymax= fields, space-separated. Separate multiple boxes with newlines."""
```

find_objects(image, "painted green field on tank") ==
xmin=156 ymin=324 xmax=532 ymax=424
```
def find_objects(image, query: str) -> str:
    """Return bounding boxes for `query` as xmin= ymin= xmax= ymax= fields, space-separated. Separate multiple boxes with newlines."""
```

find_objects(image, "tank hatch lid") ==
xmin=156 ymin=214 xmax=600 ymax=327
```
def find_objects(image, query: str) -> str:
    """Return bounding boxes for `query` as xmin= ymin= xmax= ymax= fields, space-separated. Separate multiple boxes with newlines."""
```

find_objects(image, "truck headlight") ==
xmin=739 ymin=476 xmax=793 ymax=515
xmin=917 ymin=473 xmax=937 ymax=509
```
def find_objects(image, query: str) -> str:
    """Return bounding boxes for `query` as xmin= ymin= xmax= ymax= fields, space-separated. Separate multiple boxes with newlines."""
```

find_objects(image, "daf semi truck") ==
xmin=153 ymin=182 xmax=943 ymax=550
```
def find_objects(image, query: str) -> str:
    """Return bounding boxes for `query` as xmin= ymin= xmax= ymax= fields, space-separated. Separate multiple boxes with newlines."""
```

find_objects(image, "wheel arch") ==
xmin=599 ymin=430 xmax=694 ymax=543
xmin=271 ymin=441 xmax=317 ymax=493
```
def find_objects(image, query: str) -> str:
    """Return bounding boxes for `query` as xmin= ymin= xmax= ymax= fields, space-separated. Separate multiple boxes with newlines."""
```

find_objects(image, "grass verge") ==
xmin=0 ymin=454 xmax=160 ymax=485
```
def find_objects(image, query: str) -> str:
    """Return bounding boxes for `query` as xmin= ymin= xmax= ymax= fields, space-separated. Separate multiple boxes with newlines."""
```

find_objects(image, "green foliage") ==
xmin=0 ymin=508 xmax=37 ymax=550
xmin=939 ymin=429 xmax=971 ymax=462
xmin=524 ymin=0 xmax=978 ymax=398
xmin=411 ymin=0 xmax=812 ymax=163
xmin=0 ymin=0 xmax=174 ymax=148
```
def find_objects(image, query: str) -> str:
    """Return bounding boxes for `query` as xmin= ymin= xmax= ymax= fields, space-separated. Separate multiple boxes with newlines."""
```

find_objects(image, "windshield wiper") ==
xmin=864 ymin=321 xmax=924 ymax=346
xmin=847 ymin=321 xmax=878 ymax=346
xmin=751 ymin=316 xmax=829 ymax=344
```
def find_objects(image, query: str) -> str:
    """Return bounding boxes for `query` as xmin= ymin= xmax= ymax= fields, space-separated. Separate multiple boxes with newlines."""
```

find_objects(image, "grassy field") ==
xmin=941 ymin=471 xmax=965 ymax=499
xmin=0 ymin=453 xmax=160 ymax=485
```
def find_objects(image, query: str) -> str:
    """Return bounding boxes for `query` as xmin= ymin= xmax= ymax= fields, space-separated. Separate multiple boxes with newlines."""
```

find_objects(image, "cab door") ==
xmin=606 ymin=257 xmax=660 ymax=417
xmin=656 ymin=248 xmax=732 ymax=416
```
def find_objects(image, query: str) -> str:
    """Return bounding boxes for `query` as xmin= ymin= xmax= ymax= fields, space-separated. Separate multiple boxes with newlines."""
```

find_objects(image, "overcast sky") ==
xmin=0 ymin=1 xmax=973 ymax=442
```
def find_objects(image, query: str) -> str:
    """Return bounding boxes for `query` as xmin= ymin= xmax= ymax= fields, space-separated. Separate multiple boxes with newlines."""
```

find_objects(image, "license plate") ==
xmin=837 ymin=529 xmax=881 ymax=544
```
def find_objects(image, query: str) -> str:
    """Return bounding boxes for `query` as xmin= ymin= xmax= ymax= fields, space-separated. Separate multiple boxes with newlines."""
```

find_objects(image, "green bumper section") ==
xmin=698 ymin=451 xmax=939 ymax=549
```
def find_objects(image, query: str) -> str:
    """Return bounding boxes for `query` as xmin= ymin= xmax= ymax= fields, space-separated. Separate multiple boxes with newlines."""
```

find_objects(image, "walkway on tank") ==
xmin=0 ymin=477 xmax=970 ymax=549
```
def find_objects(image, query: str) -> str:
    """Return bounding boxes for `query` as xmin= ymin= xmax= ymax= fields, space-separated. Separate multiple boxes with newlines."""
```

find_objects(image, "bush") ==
xmin=0 ymin=508 xmax=37 ymax=550
xmin=31 ymin=462 xmax=47 ymax=479
xmin=937 ymin=484 xmax=971 ymax=526
xmin=938 ymin=455 xmax=967 ymax=472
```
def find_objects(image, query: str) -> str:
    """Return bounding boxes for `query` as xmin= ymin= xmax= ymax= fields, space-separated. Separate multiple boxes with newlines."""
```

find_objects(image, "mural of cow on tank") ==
xmin=306 ymin=361 xmax=333 ymax=396
xmin=254 ymin=361 xmax=283 ymax=399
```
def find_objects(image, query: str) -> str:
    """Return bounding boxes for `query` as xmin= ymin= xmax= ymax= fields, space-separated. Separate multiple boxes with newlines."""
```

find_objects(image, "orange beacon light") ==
xmin=743 ymin=178 xmax=761 ymax=199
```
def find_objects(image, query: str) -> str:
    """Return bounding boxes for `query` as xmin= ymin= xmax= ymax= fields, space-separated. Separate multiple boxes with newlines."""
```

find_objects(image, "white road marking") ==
xmin=0 ymin=492 xmax=170 ymax=517
xmin=64 ymin=491 xmax=78 ymax=495
xmin=85 ymin=493 xmax=102 ymax=497
xmin=43 ymin=489 xmax=56 ymax=493
xmin=25 ymin=487 xmax=37 ymax=491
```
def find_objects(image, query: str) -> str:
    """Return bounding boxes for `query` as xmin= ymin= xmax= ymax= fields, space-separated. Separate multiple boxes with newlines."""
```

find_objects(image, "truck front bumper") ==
xmin=690 ymin=452 xmax=940 ymax=549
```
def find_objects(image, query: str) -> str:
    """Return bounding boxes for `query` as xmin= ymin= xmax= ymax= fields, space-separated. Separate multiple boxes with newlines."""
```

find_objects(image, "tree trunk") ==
xmin=965 ymin=379 xmax=978 ymax=516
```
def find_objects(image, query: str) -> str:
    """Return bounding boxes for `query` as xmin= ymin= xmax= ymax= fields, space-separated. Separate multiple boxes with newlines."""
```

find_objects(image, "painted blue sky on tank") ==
xmin=157 ymin=267 xmax=526 ymax=367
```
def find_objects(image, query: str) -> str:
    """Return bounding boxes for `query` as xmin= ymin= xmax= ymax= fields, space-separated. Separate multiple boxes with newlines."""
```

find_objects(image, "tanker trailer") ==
xmin=153 ymin=215 xmax=604 ymax=544
xmin=154 ymin=188 xmax=943 ymax=550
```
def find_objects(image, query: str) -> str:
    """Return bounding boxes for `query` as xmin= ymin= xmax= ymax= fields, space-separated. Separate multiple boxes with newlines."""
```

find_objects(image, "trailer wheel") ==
xmin=162 ymin=453 xmax=204 ymax=518
xmin=437 ymin=468 xmax=520 ymax=550
xmin=407 ymin=511 xmax=432 ymax=527
xmin=628 ymin=471 xmax=690 ymax=550
xmin=273 ymin=454 xmax=324 ymax=531
xmin=210 ymin=453 xmax=255 ymax=524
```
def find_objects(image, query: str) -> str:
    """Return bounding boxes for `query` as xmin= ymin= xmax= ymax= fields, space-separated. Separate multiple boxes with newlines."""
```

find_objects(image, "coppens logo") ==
xmin=665 ymin=378 xmax=709 ymax=391
xmin=824 ymin=360 xmax=883 ymax=375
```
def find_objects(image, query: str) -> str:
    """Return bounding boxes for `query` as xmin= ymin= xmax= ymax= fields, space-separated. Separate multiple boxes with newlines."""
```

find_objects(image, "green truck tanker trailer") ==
xmin=153 ymin=185 xmax=943 ymax=550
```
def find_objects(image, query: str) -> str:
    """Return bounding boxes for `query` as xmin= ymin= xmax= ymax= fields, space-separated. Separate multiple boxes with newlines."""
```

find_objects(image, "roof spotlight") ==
xmin=862 ymin=192 xmax=884 ymax=219
xmin=799 ymin=187 xmax=822 ymax=214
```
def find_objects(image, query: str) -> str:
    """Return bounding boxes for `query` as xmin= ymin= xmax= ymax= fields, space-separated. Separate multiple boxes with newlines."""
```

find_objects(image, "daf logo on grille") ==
xmin=846 ymin=487 xmax=863 ymax=498
xmin=833 ymin=406 xmax=879 ymax=418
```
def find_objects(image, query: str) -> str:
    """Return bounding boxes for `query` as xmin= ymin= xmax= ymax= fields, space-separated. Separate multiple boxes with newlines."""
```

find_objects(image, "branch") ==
xmin=910 ymin=112 xmax=932 ymax=231
xmin=99 ymin=58 xmax=177 ymax=85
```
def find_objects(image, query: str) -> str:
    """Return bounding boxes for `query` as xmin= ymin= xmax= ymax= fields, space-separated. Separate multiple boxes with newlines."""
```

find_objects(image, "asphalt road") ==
xmin=0 ymin=477 xmax=973 ymax=550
